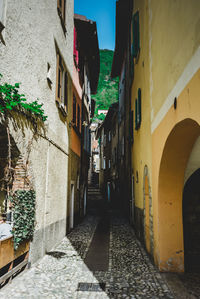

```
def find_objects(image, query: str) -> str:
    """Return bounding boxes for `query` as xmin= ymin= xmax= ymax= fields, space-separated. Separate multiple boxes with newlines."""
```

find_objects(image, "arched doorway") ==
xmin=158 ymin=118 xmax=200 ymax=272
xmin=183 ymin=168 xmax=200 ymax=272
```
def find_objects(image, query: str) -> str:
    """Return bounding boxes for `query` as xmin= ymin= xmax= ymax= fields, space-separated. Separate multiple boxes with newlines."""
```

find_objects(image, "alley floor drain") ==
xmin=77 ymin=282 xmax=106 ymax=292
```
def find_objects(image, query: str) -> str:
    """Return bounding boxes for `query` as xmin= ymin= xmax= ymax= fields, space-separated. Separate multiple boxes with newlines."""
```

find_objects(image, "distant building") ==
xmin=97 ymin=109 xmax=108 ymax=116
xmin=74 ymin=14 xmax=100 ymax=217
xmin=96 ymin=102 xmax=119 ymax=206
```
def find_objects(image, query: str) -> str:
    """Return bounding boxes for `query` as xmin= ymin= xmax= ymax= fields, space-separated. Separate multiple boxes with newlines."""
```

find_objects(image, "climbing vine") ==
xmin=0 ymin=74 xmax=46 ymax=249
xmin=0 ymin=74 xmax=47 ymax=122
xmin=10 ymin=190 xmax=36 ymax=250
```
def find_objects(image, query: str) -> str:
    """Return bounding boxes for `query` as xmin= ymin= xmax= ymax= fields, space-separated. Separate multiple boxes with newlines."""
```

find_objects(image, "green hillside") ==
xmin=93 ymin=49 xmax=119 ymax=121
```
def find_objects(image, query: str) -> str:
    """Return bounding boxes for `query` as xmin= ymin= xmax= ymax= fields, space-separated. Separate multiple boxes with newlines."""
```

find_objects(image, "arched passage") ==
xmin=158 ymin=118 xmax=200 ymax=272
xmin=183 ymin=168 xmax=200 ymax=272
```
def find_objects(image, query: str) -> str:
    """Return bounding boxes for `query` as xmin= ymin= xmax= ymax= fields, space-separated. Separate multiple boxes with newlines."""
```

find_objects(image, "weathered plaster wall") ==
xmin=150 ymin=0 xmax=200 ymax=120
xmin=131 ymin=0 xmax=200 ymax=272
xmin=0 ymin=0 xmax=74 ymax=263
xmin=152 ymin=69 xmax=200 ymax=272
xmin=131 ymin=0 xmax=152 ymax=244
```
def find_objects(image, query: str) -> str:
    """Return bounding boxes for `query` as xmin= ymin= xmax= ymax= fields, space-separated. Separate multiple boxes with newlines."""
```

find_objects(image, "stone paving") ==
xmin=0 ymin=210 xmax=175 ymax=299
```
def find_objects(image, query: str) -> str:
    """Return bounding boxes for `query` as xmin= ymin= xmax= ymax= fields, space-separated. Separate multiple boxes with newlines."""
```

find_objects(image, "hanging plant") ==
xmin=0 ymin=74 xmax=47 ymax=122
xmin=10 ymin=190 xmax=36 ymax=250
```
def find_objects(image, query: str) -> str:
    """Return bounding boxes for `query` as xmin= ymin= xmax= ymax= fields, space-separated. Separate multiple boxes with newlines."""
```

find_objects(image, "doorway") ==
xmin=70 ymin=184 xmax=75 ymax=229
xmin=183 ymin=168 xmax=200 ymax=272
xmin=83 ymin=186 xmax=87 ymax=216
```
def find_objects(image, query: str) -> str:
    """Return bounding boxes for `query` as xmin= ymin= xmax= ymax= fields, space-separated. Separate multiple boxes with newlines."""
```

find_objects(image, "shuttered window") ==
xmin=73 ymin=94 xmax=76 ymax=124
xmin=132 ymin=11 xmax=140 ymax=58
xmin=129 ymin=110 xmax=134 ymax=143
xmin=64 ymin=72 xmax=68 ymax=108
xmin=0 ymin=0 xmax=6 ymax=44
xmin=57 ymin=0 xmax=66 ymax=34
xmin=77 ymin=105 xmax=80 ymax=132
xmin=56 ymin=50 xmax=68 ymax=113
xmin=135 ymin=88 xmax=141 ymax=130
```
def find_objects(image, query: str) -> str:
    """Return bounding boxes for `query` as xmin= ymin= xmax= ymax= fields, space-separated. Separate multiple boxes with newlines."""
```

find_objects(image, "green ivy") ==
xmin=11 ymin=190 xmax=36 ymax=250
xmin=0 ymin=74 xmax=47 ymax=122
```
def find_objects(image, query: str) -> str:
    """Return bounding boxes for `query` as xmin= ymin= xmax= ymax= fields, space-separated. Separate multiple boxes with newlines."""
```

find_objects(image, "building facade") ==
xmin=74 ymin=14 xmax=100 ymax=219
xmin=112 ymin=0 xmax=200 ymax=273
xmin=0 ymin=0 xmax=74 ymax=266
xmin=97 ymin=102 xmax=119 ymax=207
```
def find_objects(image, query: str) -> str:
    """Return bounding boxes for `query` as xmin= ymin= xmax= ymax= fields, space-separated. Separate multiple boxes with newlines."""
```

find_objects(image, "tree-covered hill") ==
xmin=93 ymin=49 xmax=119 ymax=121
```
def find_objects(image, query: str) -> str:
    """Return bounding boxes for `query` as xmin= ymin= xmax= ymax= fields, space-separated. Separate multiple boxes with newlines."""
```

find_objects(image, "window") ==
xmin=108 ymin=131 xmax=111 ymax=142
xmin=135 ymin=88 xmax=141 ymax=130
xmin=129 ymin=110 xmax=134 ymax=143
xmin=103 ymin=157 xmax=106 ymax=170
xmin=103 ymin=134 xmax=106 ymax=146
xmin=57 ymin=0 xmax=66 ymax=33
xmin=77 ymin=105 xmax=80 ymax=132
xmin=0 ymin=0 xmax=6 ymax=45
xmin=56 ymin=50 xmax=68 ymax=114
xmin=73 ymin=94 xmax=76 ymax=124
xmin=132 ymin=11 xmax=140 ymax=60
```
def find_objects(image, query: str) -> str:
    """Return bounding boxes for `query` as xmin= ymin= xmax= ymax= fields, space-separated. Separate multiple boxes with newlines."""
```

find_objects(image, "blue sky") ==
xmin=74 ymin=0 xmax=116 ymax=50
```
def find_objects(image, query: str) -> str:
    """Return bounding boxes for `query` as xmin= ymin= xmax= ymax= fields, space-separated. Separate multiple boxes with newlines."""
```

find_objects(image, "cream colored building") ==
xmin=0 ymin=0 xmax=74 ymax=263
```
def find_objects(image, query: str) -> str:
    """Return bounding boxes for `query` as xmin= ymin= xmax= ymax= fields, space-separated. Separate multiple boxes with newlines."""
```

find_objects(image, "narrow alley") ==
xmin=0 ymin=187 xmax=180 ymax=299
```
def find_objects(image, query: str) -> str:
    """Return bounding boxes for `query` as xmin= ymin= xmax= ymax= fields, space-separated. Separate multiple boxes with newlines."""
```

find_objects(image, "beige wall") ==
xmin=0 ymin=0 xmax=74 ymax=263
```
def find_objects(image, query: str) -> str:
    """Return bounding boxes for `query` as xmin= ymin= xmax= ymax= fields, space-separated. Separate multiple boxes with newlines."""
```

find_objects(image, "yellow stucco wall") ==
xmin=131 ymin=0 xmax=152 ymax=212
xmin=150 ymin=0 xmax=200 ymax=119
xmin=131 ymin=0 xmax=200 ymax=272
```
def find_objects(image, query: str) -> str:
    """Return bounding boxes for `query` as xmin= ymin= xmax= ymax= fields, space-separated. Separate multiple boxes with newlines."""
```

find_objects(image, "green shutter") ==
xmin=129 ymin=110 xmax=134 ymax=143
xmin=135 ymin=89 xmax=142 ymax=131
xmin=135 ymin=11 xmax=140 ymax=53
xmin=135 ymin=99 xmax=138 ymax=130
xmin=132 ymin=11 xmax=140 ymax=58
xmin=137 ymin=88 xmax=141 ymax=128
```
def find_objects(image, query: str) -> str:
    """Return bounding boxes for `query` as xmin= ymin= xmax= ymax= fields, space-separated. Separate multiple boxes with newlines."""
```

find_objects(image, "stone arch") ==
xmin=143 ymin=165 xmax=153 ymax=255
xmin=158 ymin=118 xmax=200 ymax=272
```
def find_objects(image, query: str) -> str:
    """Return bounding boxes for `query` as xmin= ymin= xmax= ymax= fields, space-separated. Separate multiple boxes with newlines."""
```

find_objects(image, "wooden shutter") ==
xmin=73 ymin=94 xmax=76 ymax=124
xmin=56 ymin=52 xmax=62 ymax=103
xmin=77 ymin=105 xmax=80 ymax=132
xmin=64 ymin=72 xmax=68 ymax=111
xmin=63 ymin=0 xmax=66 ymax=23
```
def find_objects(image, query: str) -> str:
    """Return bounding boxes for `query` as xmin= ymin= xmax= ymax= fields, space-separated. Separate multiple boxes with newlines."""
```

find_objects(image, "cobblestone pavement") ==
xmin=0 ymin=211 xmax=176 ymax=299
